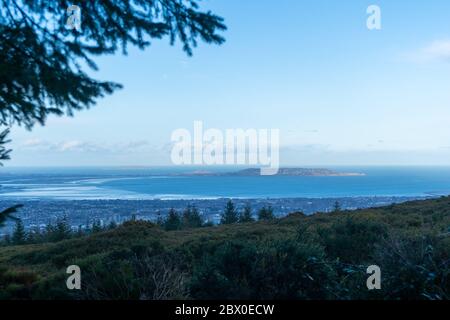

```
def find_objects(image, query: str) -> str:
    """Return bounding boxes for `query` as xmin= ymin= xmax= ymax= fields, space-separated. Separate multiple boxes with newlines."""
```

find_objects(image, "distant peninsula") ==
xmin=179 ymin=168 xmax=366 ymax=177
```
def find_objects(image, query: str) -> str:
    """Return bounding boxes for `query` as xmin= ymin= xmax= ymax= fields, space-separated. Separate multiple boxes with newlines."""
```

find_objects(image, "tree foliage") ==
xmin=258 ymin=205 xmax=275 ymax=221
xmin=333 ymin=201 xmax=342 ymax=212
xmin=0 ymin=204 xmax=22 ymax=227
xmin=221 ymin=200 xmax=238 ymax=224
xmin=0 ymin=0 xmax=226 ymax=130
xmin=12 ymin=219 xmax=26 ymax=245
xmin=182 ymin=205 xmax=203 ymax=228
xmin=164 ymin=208 xmax=182 ymax=231
xmin=0 ymin=129 xmax=11 ymax=164
xmin=239 ymin=203 xmax=254 ymax=223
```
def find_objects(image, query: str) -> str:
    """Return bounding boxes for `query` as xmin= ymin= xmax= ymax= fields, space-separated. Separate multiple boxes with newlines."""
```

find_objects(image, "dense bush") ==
xmin=189 ymin=239 xmax=336 ymax=299
xmin=317 ymin=217 xmax=389 ymax=263
xmin=374 ymin=234 xmax=450 ymax=300
xmin=0 ymin=197 xmax=449 ymax=300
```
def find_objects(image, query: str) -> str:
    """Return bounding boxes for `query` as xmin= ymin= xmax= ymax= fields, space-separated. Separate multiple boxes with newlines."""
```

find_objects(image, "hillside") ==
xmin=0 ymin=197 xmax=449 ymax=300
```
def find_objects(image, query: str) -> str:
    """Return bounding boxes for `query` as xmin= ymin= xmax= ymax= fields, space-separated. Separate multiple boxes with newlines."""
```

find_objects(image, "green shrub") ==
xmin=190 ymin=238 xmax=336 ymax=299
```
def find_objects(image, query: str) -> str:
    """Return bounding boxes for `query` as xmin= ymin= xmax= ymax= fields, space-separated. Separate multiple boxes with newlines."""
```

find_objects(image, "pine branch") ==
xmin=0 ymin=204 xmax=23 ymax=227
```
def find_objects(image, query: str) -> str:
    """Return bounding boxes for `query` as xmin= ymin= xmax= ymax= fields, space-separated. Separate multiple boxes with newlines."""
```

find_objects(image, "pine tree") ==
xmin=258 ymin=206 xmax=275 ymax=221
xmin=107 ymin=221 xmax=118 ymax=230
xmin=183 ymin=205 xmax=203 ymax=228
xmin=76 ymin=225 xmax=85 ymax=238
xmin=83 ymin=220 xmax=91 ymax=234
xmin=333 ymin=201 xmax=342 ymax=212
xmin=156 ymin=212 xmax=165 ymax=227
xmin=0 ymin=135 xmax=22 ymax=230
xmin=221 ymin=200 xmax=239 ymax=224
xmin=0 ymin=129 xmax=11 ymax=164
xmin=182 ymin=205 xmax=192 ymax=227
xmin=0 ymin=204 xmax=23 ymax=228
xmin=56 ymin=217 xmax=72 ymax=240
xmin=190 ymin=206 xmax=203 ymax=228
xmin=92 ymin=220 xmax=102 ymax=233
xmin=26 ymin=227 xmax=42 ymax=244
xmin=2 ymin=234 xmax=11 ymax=245
xmin=45 ymin=217 xmax=72 ymax=242
xmin=239 ymin=203 xmax=254 ymax=223
xmin=12 ymin=220 xmax=26 ymax=245
xmin=164 ymin=208 xmax=182 ymax=231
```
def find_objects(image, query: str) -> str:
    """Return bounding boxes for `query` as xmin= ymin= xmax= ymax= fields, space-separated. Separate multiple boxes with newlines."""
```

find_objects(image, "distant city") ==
xmin=0 ymin=196 xmax=432 ymax=236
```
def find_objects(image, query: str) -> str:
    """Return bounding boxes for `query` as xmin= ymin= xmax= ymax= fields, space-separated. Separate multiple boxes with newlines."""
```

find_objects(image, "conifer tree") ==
xmin=2 ymin=234 xmax=11 ymax=245
xmin=26 ymin=227 xmax=42 ymax=244
xmin=0 ymin=204 xmax=22 ymax=227
xmin=258 ymin=205 xmax=275 ymax=221
xmin=221 ymin=200 xmax=239 ymax=224
xmin=239 ymin=203 xmax=254 ymax=223
xmin=56 ymin=217 xmax=72 ymax=240
xmin=12 ymin=220 xmax=26 ymax=245
xmin=190 ymin=205 xmax=203 ymax=228
xmin=164 ymin=208 xmax=182 ymax=231
xmin=156 ymin=212 xmax=165 ymax=227
xmin=333 ymin=201 xmax=342 ymax=212
xmin=182 ymin=205 xmax=192 ymax=227
xmin=107 ymin=221 xmax=118 ymax=230
xmin=183 ymin=205 xmax=203 ymax=228
xmin=45 ymin=217 xmax=72 ymax=242
xmin=92 ymin=220 xmax=102 ymax=233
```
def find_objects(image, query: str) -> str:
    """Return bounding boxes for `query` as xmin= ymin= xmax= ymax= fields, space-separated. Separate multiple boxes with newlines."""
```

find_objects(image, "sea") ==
xmin=1 ymin=166 xmax=450 ymax=200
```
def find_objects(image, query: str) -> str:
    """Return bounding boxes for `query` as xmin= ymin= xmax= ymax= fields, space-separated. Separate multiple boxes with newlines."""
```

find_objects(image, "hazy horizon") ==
xmin=6 ymin=0 xmax=450 ymax=167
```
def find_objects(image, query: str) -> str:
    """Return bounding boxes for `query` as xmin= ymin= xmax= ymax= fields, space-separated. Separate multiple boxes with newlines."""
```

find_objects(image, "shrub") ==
xmin=189 ymin=238 xmax=336 ymax=299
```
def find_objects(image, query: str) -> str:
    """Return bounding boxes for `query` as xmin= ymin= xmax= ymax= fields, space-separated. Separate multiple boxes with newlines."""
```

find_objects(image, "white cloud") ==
xmin=19 ymin=139 xmax=151 ymax=154
xmin=59 ymin=140 xmax=84 ymax=151
xmin=22 ymin=138 xmax=46 ymax=148
xmin=423 ymin=40 xmax=450 ymax=61
xmin=409 ymin=40 xmax=450 ymax=63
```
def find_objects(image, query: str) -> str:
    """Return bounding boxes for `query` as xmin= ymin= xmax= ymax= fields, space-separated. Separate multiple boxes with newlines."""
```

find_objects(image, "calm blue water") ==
xmin=1 ymin=166 xmax=450 ymax=200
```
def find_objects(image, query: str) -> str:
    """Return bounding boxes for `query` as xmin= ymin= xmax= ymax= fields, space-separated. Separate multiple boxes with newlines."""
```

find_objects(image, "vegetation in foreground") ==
xmin=0 ymin=197 xmax=449 ymax=300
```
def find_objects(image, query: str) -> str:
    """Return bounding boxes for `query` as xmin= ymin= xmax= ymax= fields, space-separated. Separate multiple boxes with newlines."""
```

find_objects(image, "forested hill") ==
xmin=0 ymin=196 xmax=449 ymax=300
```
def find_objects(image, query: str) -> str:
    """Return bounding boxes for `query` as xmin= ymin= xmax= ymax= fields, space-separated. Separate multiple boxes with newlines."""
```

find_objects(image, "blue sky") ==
xmin=7 ymin=0 xmax=450 ymax=166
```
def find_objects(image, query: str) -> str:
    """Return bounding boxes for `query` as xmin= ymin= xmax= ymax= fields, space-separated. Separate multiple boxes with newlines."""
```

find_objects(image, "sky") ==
xmin=7 ymin=0 xmax=450 ymax=167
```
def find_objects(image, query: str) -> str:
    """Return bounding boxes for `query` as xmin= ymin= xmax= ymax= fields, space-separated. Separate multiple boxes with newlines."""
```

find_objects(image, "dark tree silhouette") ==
xmin=258 ymin=205 xmax=275 ymax=221
xmin=221 ymin=200 xmax=238 ymax=224
xmin=239 ymin=203 xmax=254 ymax=223
xmin=0 ymin=129 xmax=19 ymax=227
xmin=182 ymin=205 xmax=203 ymax=228
xmin=333 ymin=201 xmax=342 ymax=212
xmin=12 ymin=219 xmax=26 ymax=245
xmin=164 ymin=208 xmax=182 ymax=231
xmin=0 ymin=204 xmax=23 ymax=227
xmin=0 ymin=128 xmax=11 ymax=166
xmin=0 ymin=0 xmax=226 ymax=143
